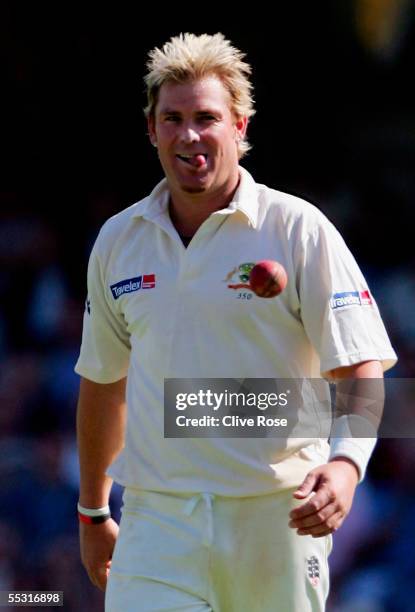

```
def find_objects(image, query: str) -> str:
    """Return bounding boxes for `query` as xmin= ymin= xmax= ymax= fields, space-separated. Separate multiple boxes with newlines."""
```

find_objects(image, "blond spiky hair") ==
xmin=144 ymin=32 xmax=256 ymax=158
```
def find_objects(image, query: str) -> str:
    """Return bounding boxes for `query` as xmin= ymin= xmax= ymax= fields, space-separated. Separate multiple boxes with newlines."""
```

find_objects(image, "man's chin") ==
xmin=181 ymin=185 xmax=206 ymax=194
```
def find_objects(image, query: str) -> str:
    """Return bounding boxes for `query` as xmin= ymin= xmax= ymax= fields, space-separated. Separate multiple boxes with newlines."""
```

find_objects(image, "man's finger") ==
xmin=87 ymin=564 xmax=109 ymax=591
xmin=289 ymin=502 xmax=337 ymax=529
xmin=297 ymin=512 xmax=344 ymax=537
xmin=292 ymin=472 xmax=318 ymax=499
xmin=289 ymin=487 xmax=333 ymax=520
xmin=91 ymin=566 xmax=108 ymax=591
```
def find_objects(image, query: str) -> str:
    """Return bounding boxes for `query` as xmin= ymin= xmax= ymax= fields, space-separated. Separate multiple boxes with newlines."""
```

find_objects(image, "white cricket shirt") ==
xmin=75 ymin=167 xmax=397 ymax=494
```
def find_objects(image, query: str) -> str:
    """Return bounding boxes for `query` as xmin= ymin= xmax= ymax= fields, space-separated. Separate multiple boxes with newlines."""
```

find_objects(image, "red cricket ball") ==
xmin=249 ymin=260 xmax=288 ymax=298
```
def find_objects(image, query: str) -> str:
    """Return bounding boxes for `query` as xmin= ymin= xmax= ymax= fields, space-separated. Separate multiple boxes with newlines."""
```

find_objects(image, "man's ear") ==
xmin=147 ymin=114 xmax=157 ymax=147
xmin=235 ymin=116 xmax=248 ymax=141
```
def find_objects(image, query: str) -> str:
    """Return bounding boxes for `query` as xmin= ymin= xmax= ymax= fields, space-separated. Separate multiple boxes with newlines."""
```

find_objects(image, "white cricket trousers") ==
xmin=105 ymin=487 xmax=332 ymax=612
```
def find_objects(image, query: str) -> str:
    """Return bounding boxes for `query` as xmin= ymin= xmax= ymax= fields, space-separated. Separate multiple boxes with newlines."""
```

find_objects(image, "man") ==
xmin=75 ymin=33 xmax=397 ymax=611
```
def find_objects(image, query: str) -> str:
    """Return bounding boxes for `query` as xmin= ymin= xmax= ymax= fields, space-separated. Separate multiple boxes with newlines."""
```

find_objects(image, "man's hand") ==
xmin=80 ymin=518 xmax=119 ymax=591
xmin=288 ymin=458 xmax=359 ymax=538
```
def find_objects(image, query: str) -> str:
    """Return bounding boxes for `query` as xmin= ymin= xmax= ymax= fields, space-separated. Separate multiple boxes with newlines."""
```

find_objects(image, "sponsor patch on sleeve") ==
xmin=330 ymin=290 xmax=373 ymax=309
xmin=110 ymin=274 xmax=156 ymax=300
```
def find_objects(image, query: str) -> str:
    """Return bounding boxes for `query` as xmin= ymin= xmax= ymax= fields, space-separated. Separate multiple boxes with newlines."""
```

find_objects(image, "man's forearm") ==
xmin=328 ymin=360 xmax=384 ymax=480
xmin=77 ymin=376 xmax=127 ymax=507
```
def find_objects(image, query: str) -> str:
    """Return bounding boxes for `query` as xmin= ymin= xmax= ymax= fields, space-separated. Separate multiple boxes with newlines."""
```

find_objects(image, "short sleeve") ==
xmin=298 ymin=216 xmax=397 ymax=376
xmin=74 ymin=236 xmax=131 ymax=383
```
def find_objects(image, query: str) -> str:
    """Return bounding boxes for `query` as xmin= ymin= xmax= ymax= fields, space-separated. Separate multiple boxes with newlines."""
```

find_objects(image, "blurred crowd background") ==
xmin=1 ymin=1 xmax=414 ymax=610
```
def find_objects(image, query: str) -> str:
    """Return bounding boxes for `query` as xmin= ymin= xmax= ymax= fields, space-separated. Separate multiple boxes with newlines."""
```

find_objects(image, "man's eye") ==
xmin=200 ymin=115 xmax=216 ymax=121
xmin=165 ymin=116 xmax=180 ymax=122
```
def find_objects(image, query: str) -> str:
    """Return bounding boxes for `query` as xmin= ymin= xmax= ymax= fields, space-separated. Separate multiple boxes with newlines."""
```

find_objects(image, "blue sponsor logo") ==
xmin=330 ymin=291 xmax=361 ymax=309
xmin=110 ymin=274 xmax=156 ymax=300
xmin=110 ymin=276 xmax=142 ymax=300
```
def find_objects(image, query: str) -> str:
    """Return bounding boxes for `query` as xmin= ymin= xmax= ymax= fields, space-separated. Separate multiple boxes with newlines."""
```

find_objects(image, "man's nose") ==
xmin=180 ymin=124 xmax=200 ymax=144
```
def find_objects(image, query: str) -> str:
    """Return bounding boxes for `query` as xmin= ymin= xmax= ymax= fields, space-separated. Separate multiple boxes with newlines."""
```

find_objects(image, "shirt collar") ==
xmin=132 ymin=165 xmax=259 ymax=229
xmin=131 ymin=176 xmax=170 ymax=221
xmin=227 ymin=166 xmax=259 ymax=228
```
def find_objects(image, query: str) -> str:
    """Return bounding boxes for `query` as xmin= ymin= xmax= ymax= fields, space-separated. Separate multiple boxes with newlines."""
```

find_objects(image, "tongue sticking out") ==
xmin=190 ymin=154 xmax=206 ymax=168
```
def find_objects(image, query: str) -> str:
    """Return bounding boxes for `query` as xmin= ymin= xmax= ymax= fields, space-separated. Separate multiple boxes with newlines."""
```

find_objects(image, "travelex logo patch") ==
xmin=110 ymin=274 xmax=156 ymax=300
xmin=330 ymin=290 xmax=372 ymax=310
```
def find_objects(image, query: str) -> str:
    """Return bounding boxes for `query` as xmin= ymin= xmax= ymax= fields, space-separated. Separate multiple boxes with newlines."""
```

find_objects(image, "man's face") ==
xmin=148 ymin=76 xmax=247 ymax=197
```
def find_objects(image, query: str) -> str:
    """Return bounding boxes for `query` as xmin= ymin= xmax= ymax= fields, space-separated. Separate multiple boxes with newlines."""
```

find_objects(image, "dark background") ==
xmin=1 ymin=2 xmax=415 ymax=610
